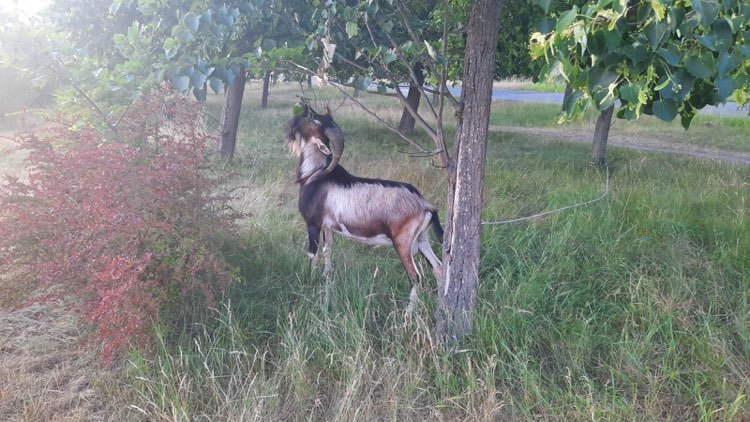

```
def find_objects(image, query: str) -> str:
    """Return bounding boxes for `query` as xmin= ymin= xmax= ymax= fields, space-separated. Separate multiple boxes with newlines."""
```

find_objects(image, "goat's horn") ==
xmin=322 ymin=125 xmax=344 ymax=175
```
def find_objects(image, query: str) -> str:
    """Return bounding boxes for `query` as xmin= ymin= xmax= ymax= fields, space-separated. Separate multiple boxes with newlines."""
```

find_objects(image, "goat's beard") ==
xmin=287 ymin=139 xmax=303 ymax=157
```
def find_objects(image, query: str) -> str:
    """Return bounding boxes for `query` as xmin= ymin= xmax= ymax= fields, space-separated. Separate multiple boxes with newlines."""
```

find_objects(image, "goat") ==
xmin=284 ymin=105 xmax=444 ymax=312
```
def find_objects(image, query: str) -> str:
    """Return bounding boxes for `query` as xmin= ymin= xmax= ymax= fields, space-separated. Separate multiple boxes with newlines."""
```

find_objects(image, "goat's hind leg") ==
xmin=417 ymin=231 xmax=444 ymax=291
xmin=393 ymin=235 xmax=422 ymax=316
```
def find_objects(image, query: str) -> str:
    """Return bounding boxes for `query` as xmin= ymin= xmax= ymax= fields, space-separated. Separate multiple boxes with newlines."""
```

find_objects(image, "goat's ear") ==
xmin=312 ymin=137 xmax=331 ymax=155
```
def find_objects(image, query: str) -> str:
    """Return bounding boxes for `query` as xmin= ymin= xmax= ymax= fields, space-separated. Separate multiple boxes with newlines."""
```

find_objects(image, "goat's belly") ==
xmin=327 ymin=221 xmax=393 ymax=246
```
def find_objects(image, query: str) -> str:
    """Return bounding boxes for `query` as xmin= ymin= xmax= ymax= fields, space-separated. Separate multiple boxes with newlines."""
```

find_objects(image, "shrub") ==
xmin=0 ymin=86 xmax=240 ymax=365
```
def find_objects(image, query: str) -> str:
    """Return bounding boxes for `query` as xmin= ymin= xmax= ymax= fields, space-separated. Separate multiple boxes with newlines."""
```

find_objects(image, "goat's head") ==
xmin=284 ymin=105 xmax=344 ymax=180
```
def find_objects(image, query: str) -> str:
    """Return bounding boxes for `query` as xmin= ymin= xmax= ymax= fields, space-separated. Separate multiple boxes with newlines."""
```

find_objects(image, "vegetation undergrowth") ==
xmin=0 ymin=85 xmax=240 ymax=365
xmin=121 ymin=85 xmax=750 ymax=420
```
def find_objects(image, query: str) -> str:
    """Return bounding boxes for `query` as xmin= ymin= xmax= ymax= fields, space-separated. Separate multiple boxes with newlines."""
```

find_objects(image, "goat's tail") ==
xmin=430 ymin=210 xmax=444 ymax=244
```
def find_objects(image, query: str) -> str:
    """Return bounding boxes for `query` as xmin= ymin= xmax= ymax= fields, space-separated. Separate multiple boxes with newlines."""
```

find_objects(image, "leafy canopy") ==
xmin=531 ymin=0 xmax=750 ymax=128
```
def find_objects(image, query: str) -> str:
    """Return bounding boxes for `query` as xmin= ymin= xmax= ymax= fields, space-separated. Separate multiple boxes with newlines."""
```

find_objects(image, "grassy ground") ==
xmin=490 ymin=100 xmax=750 ymax=153
xmin=2 ymin=83 xmax=749 ymax=420
xmin=120 ymin=84 xmax=750 ymax=420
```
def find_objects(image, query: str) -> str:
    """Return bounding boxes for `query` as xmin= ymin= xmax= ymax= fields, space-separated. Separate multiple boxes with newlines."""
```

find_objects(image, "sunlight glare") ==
xmin=0 ymin=0 xmax=51 ymax=22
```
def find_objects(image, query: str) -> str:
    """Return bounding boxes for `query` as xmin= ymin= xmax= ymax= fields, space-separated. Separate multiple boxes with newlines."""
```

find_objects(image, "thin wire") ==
xmin=481 ymin=166 xmax=610 ymax=226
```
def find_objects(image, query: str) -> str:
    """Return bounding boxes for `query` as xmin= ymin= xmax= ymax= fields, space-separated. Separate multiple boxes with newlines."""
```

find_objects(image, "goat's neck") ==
xmin=297 ymin=143 xmax=329 ymax=183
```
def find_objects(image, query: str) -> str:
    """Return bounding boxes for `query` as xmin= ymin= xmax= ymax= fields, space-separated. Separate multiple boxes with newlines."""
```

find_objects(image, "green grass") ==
xmin=3 ymin=82 xmax=746 ymax=420
xmin=490 ymin=100 xmax=750 ymax=153
xmin=89 ymin=84 xmax=750 ymax=419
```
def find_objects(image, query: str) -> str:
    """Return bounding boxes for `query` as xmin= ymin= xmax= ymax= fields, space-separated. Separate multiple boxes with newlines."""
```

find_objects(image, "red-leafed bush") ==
xmin=0 ymin=85 xmax=239 ymax=365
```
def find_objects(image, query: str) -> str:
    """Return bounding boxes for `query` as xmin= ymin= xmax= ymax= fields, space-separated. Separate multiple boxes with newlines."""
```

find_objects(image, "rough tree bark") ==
xmin=435 ymin=0 xmax=504 ymax=347
xmin=261 ymin=69 xmax=271 ymax=109
xmin=591 ymin=105 xmax=614 ymax=167
xmin=219 ymin=68 xmax=247 ymax=161
xmin=397 ymin=62 xmax=425 ymax=135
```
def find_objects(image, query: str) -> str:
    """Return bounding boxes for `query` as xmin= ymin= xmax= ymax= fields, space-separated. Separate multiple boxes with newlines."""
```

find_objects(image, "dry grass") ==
xmin=0 ymin=305 xmax=140 ymax=422
xmin=0 ymin=139 xmax=29 ymax=183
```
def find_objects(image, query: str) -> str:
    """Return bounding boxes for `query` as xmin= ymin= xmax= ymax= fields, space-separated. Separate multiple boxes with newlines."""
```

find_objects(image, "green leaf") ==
xmin=262 ymin=38 xmax=276 ymax=51
xmin=110 ymin=0 xmax=123 ymax=14
xmin=170 ymin=75 xmax=190 ymax=92
xmin=695 ymin=33 xmax=718 ymax=51
xmin=201 ymin=9 xmax=213 ymax=25
xmin=622 ymin=42 xmax=649 ymax=64
xmin=208 ymin=77 xmax=222 ymax=94
xmin=172 ymin=25 xmax=193 ymax=43
xmin=424 ymin=41 xmax=437 ymax=59
xmin=716 ymin=76 xmax=738 ymax=102
xmin=645 ymin=20 xmax=670 ymax=47
xmin=680 ymin=106 xmax=696 ymax=129
xmin=619 ymin=83 xmax=642 ymax=104
xmin=163 ymin=38 xmax=178 ymax=59
xmin=353 ymin=76 xmax=370 ymax=91
xmin=592 ymin=86 xmax=615 ymax=110
xmin=381 ymin=20 xmax=393 ymax=34
xmin=604 ymin=28 xmax=622 ymax=53
xmin=183 ymin=12 xmax=201 ymax=33
xmin=651 ymin=0 xmax=666 ymax=20
xmin=668 ymin=6 xmax=686 ymax=28
xmin=652 ymin=99 xmax=678 ymax=121
xmin=193 ymin=86 xmax=206 ymax=102
xmin=537 ymin=0 xmax=552 ymax=13
xmin=711 ymin=18 xmax=733 ymax=50
xmin=587 ymin=30 xmax=607 ymax=56
xmin=292 ymin=103 xmax=304 ymax=115
xmin=562 ymin=89 xmax=584 ymax=118
xmin=366 ymin=1 xmax=379 ymax=17
xmin=657 ymin=70 xmax=695 ymax=101
xmin=555 ymin=7 xmax=578 ymax=33
xmin=346 ymin=21 xmax=359 ymax=39
xmin=382 ymin=51 xmax=397 ymax=64
xmin=612 ymin=0 xmax=626 ymax=13
xmin=400 ymin=41 xmax=415 ymax=54
xmin=692 ymin=0 xmax=720 ymax=26
xmin=190 ymin=69 xmax=207 ymax=88
xmin=717 ymin=50 xmax=742 ymax=76
xmin=657 ymin=43 xmax=681 ymax=66
xmin=684 ymin=52 xmax=715 ymax=79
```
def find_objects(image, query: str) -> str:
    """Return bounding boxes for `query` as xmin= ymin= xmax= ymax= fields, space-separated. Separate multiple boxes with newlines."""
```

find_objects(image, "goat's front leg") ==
xmin=307 ymin=225 xmax=321 ymax=273
xmin=321 ymin=228 xmax=334 ymax=278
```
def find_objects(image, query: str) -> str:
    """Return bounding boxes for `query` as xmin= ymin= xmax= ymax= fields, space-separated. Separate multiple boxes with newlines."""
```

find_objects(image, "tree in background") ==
xmin=531 ymin=0 xmax=750 ymax=166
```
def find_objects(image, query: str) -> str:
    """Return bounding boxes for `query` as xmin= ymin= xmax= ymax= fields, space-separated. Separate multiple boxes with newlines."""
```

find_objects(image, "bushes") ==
xmin=0 ymin=86 xmax=240 ymax=365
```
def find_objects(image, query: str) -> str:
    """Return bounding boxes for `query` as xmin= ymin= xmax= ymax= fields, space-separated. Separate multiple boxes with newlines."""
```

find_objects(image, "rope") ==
xmin=481 ymin=166 xmax=610 ymax=226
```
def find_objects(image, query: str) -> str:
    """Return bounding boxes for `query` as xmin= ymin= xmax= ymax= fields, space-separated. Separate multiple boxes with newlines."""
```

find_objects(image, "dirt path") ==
xmin=491 ymin=125 xmax=750 ymax=165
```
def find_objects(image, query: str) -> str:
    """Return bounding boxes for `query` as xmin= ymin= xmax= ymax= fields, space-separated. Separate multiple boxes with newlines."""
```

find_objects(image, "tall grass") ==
xmin=124 ymin=85 xmax=749 ymax=420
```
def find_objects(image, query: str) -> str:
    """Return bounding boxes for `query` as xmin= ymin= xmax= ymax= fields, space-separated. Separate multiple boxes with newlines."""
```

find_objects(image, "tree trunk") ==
xmin=261 ymin=69 xmax=271 ymax=109
xmin=219 ymin=68 xmax=247 ymax=161
xmin=435 ymin=0 xmax=504 ymax=347
xmin=591 ymin=105 xmax=614 ymax=167
xmin=398 ymin=62 xmax=426 ymax=135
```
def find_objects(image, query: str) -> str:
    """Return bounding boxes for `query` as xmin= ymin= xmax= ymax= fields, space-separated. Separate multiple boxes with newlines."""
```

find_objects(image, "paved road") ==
xmin=443 ymin=87 xmax=748 ymax=117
